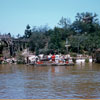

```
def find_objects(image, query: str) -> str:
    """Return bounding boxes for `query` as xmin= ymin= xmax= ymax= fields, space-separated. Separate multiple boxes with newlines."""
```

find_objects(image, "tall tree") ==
xmin=72 ymin=12 xmax=99 ymax=34
xmin=58 ymin=17 xmax=71 ymax=29
xmin=24 ymin=24 xmax=32 ymax=38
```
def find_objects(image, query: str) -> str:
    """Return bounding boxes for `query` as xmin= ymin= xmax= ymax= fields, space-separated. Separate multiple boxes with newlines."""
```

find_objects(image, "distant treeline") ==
xmin=16 ymin=12 xmax=100 ymax=55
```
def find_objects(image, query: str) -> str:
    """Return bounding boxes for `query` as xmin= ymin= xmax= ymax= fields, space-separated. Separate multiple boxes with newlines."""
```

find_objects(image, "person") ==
xmin=65 ymin=54 xmax=68 ymax=61
xmin=92 ymin=53 xmax=95 ymax=63
xmin=12 ymin=57 xmax=15 ymax=63
xmin=48 ymin=54 xmax=52 ymax=61
xmin=39 ymin=54 xmax=44 ymax=60
xmin=55 ymin=54 xmax=60 ymax=64
xmin=60 ymin=55 xmax=65 ymax=63
xmin=35 ymin=56 xmax=39 ymax=64
xmin=26 ymin=56 xmax=29 ymax=64
xmin=51 ymin=54 xmax=55 ymax=62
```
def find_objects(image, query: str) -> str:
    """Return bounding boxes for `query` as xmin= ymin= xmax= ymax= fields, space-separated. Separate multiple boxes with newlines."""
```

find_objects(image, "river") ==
xmin=0 ymin=63 xmax=100 ymax=99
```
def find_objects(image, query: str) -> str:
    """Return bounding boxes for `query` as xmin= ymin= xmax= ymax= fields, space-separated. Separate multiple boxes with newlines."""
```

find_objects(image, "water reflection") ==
xmin=0 ymin=63 xmax=100 ymax=99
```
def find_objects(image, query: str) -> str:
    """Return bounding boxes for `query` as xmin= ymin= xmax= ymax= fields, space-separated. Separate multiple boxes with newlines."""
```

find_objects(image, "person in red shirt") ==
xmin=51 ymin=54 xmax=55 ymax=62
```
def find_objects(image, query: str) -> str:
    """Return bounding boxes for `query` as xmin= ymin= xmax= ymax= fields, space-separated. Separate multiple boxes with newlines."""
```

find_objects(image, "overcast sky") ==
xmin=0 ymin=0 xmax=100 ymax=36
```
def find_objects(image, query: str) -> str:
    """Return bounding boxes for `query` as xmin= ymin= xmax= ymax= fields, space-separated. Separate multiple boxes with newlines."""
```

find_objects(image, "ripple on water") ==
xmin=0 ymin=64 xmax=100 ymax=99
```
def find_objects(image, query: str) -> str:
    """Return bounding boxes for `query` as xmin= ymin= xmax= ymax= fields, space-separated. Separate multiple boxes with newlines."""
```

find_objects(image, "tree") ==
xmin=28 ymin=26 xmax=49 ymax=54
xmin=48 ymin=27 xmax=66 ymax=53
xmin=24 ymin=24 xmax=32 ymax=38
xmin=21 ymin=12 xmax=100 ymax=55
xmin=16 ymin=34 xmax=21 ymax=38
xmin=69 ymin=35 xmax=85 ymax=53
xmin=58 ymin=17 xmax=71 ymax=29
xmin=72 ymin=12 xmax=99 ymax=34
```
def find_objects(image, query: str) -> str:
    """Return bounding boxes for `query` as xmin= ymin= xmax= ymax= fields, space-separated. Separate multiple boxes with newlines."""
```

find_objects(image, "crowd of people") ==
xmin=28 ymin=53 xmax=72 ymax=64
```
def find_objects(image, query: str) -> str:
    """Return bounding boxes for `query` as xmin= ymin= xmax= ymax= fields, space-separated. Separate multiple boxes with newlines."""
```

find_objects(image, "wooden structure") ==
xmin=30 ymin=63 xmax=74 ymax=66
xmin=0 ymin=34 xmax=28 ymax=57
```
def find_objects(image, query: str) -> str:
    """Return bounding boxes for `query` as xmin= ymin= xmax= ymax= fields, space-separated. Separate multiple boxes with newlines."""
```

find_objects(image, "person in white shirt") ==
xmin=48 ymin=54 xmax=52 ymax=61
xmin=55 ymin=54 xmax=60 ymax=64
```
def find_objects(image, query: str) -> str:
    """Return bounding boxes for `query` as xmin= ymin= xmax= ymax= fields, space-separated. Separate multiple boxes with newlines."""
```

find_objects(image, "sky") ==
xmin=0 ymin=0 xmax=100 ymax=36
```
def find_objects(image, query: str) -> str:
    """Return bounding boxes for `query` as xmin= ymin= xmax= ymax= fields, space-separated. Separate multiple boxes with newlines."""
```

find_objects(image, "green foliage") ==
xmin=72 ymin=12 xmax=99 ymax=34
xmin=58 ymin=17 xmax=71 ymax=29
xmin=17 ymin=55 xmax=25 ymax=64
xmin=72 ymin=58 xmax=76 ymax=63
xmin=24 ymin=24 xmax=32 ymax=38
xmin=22 ymin=12 xmax=100 ymax=55
xmin=70 ymin=53 xmax=77 ymax=57
xmin=49 ymin=27 xmax=61 ymax=50
xmin=29 ymin=32 xmax=48 ymax=53
xmin=85 ymin=58 xmax=89 ymax=63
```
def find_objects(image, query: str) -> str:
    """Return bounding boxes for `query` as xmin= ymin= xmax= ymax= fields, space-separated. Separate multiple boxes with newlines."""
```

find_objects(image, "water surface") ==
xmin=0 ymin=63 xmax=100 ymax=99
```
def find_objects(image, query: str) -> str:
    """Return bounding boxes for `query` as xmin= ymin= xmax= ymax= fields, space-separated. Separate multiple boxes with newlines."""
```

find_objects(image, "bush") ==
xmin=72 ymin=58 xmax=76 ymax=63
xmin=85 ymin=58 xmax=89 ymax=63
xmin=0 ymin=60 xmax=2 ymax=64
xmin=17 ymin=55 xmax=25 ymax=64
xmin=70 ymin=53 xmax=77 ymax=57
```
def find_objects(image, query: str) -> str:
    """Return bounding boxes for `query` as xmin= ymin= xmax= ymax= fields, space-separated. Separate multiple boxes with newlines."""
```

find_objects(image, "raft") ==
xmin=30 ymin=63 xmax=74 ymax=66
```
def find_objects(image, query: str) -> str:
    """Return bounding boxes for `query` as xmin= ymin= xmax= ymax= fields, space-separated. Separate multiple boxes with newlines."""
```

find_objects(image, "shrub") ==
xmin=70 ymin=53 xmax=77 ymax=57
xmin=85 ymin=58 xmax=89 ymax=63
xmin=17 ymin=55 xmax=25 ymax=64
xmin=72 ymin=58 xmax=76 ymax=63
